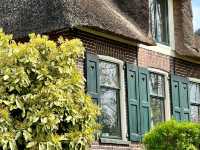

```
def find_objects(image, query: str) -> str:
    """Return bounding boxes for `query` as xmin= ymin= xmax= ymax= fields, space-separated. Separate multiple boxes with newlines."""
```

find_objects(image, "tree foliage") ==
xmin=143 ymin=120 xmax=200 ymax=150
xmin=0 ymin=29 xmax=100 ymax=150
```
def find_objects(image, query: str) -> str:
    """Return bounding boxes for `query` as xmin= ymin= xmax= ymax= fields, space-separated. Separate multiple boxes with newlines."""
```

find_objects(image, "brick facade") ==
xmin=90 ymin=142 xmax=143 ymax=150
xmin=174 ymin=58 xmax=200 ymax=79
xmin=50 ymin=30 xmax=200 ymax=150
xmin=138 ymin=47 xmax=200 ymax=79
xmin=138 ymin=47 xmax=173 ymax=72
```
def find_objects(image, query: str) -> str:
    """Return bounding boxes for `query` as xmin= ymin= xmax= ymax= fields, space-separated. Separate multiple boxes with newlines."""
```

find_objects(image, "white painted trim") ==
xmin=98 ymin=55 xmax=127 ymax=141
xmin=138 ymin=43 xmax=176 ymax=56
xmin=139 ymin=0 xmax=176 ymax=57
xmin=148 ymin=68 xmax=171 ymax=121
xmin=188 ymin=77 xmax=200 ymax=84
xmin=168 ymin=0 xmax=175 ymax=50
xmin=98 ymin=55 xmax=124 ymax=64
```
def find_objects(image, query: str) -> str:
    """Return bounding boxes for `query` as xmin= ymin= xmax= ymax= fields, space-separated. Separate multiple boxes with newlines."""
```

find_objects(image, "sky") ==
xmin=192 ymin=0 xmax=200 ymax=31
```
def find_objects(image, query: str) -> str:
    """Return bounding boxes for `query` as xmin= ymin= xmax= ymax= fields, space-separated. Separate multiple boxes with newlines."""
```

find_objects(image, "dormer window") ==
xmin=192 ymin=0 xmax=200 ymax=34
xmin=150 ymin=0 xmax=169 ymax=45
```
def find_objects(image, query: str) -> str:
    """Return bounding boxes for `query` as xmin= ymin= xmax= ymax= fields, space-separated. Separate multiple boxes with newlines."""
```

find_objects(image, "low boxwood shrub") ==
xmin=143 ymin=120 xmax=200 ymax=150
xmin=0 ymin=29 xmax=100 ymax=150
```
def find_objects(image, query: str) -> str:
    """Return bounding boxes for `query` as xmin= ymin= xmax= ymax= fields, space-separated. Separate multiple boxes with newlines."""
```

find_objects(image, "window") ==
xmin=99 ymin=61 xmax=121 ymax=138
xmin=189 ymin=82 xmax=200 ymax=122
xmin=149 ymin=72 xmax=165 ymax=126
xmin=86 ymin=54 xmax=127 ymax=141
xmin=150 ymin=0 xmax=169 ymax=45
xmin=192 ymin=0 xmax=200 ymax=34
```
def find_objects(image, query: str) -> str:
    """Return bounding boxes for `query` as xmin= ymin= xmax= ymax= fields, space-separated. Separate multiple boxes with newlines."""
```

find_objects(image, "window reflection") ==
xmin=189 ymin=82 xmax=200 ymax=122
xmin=99 ymin=60 xmax=121 ymax=138
xmin=100 ymin=88 xmax=121 ymax=138
xmin=192 ymin=0 xmax=200 ymax=33
xmin=149 ymin=72 xmax=165 ymax=126
xmin=150 ymin=0 xmax=169 ymax=45
xmin=150 ymin=97 xmax=165 ymax=126
xmin=191 ymin=105 xmax=200 ymax=123
xmin=99 ymin=61 xmax=119 ymax=88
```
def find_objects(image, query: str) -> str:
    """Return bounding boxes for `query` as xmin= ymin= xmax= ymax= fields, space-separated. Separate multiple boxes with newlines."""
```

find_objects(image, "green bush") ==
xmin=0 ymin=29 xmax=100 ymax=150
xmin=143 ymin=120 xmax=200 ymax=150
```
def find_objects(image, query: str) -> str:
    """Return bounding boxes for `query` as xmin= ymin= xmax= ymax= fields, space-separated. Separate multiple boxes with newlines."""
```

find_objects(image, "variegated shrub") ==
xmin=0 ymin=29 xmax=100 ymax=150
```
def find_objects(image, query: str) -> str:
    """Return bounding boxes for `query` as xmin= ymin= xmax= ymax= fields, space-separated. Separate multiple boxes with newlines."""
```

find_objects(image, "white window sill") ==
xmin=138 ymin=43 xmax=176 ymax=57
xmin=100 ymin=138 xmax=130 ymax=145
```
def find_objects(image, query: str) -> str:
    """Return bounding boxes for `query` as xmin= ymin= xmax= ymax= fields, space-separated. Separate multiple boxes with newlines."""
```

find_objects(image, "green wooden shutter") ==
xmin=86 ymin=53 xmax=100 ymax=103
xmin=171 ymin=75 xmax=190 ymax=121
xmin=138 ymin=68 xmax=151 ymax=135
xmin=126 ymin=63 xmax=141 ymax=141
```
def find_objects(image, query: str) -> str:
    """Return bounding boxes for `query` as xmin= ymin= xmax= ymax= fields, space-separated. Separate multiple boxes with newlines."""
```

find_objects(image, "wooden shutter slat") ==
xmin=139 ymin=68 xmax=151 ymax=136
xmin=126 ymin=63 xmax=141 ymax=141
xmin=86 ymin=53 xmax=100 ymax=103
xmin=171 ymin=75 xmax=190 ymax=121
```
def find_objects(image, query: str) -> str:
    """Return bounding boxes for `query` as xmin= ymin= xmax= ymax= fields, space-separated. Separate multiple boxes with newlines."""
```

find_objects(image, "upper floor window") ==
xmin=150 ymin=0 xmax=169 ymax=45
xmin=192 ymin=0 xmax=200 ymax=34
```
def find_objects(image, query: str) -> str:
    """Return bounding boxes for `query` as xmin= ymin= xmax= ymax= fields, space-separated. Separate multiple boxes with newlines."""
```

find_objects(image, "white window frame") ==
xmin=139 ymin=0 xmax=175 ymax=56
xmin=189 ymin=77 xmax=200 ymax=84
xmin=148 ymin=68 xmax=171 ymax=121
xmin=98 ymin=55 xmax=127 ymax=142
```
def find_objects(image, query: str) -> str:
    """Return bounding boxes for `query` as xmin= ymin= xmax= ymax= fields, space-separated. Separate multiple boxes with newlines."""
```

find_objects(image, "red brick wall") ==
xmin=138 ymin=47 xmax=200 ymax=78
xmin=174 ymin=58 xmax=200 ymax=79
xmin=90 ymin=142 xmax=143 ymax=150
xmin=138 ymin=48 xmax=173 ymax=72
xmin=72 ymin=30 xmax=137 ymax=64
xmin=49 ymin=30 xmax=200 ymax=150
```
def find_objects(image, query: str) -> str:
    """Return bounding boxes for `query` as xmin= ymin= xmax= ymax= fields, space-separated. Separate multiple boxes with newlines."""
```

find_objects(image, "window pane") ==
xmin=150 ymin=97 xmax=165 ymax=126
xmin=100 ymin=88 xmax=121 ymax=138
xmin=196 ymin=84 xmax=200 ymax=104
xmin=150 ymin=73 xmax=165 ymax=97
xmin=99 ymin=61 xmax=119 ymax=88
xmin=191 ymin=105 xmax=200 ymax=123
xmin=157 ymin=75 xmax=165 ymax=97
xmin=150 ymin=73 xmax=158 ymax=96
xmin=192 ymin=0 xmax=200 ymax=33
xmin=150 ymin=0 xmax=169 ymax=45
xmin=189 ymin=83 xmax=196 ymax=103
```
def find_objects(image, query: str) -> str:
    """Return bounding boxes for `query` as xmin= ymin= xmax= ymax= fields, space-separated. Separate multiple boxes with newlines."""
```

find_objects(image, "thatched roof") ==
xmin=0 ymin=0 xmax=154 ymax=45
xmin=173 ymin=0 xmax=200 ymax=59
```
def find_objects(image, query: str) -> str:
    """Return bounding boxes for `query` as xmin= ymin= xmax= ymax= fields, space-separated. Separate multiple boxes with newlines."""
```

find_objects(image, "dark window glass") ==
xmin=99 ymin=60 xmax=121 ymax=138
xmin=150 ymin=0 xmax=169 ymax=45
xmin=149 ymin=72 xmax=165 ymax=126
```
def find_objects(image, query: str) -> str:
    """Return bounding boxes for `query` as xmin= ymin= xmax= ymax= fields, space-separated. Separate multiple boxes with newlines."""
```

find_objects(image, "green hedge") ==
xmin=143 ymin=120 xmax=200 ymax=150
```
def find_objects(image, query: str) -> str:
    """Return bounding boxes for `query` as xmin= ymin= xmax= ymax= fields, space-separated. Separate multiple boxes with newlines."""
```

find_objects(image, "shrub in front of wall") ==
xmin=0 ymin=29 xmax=100 ymax=150
xmin=143 ymin=120 xmax=200 ymax=150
